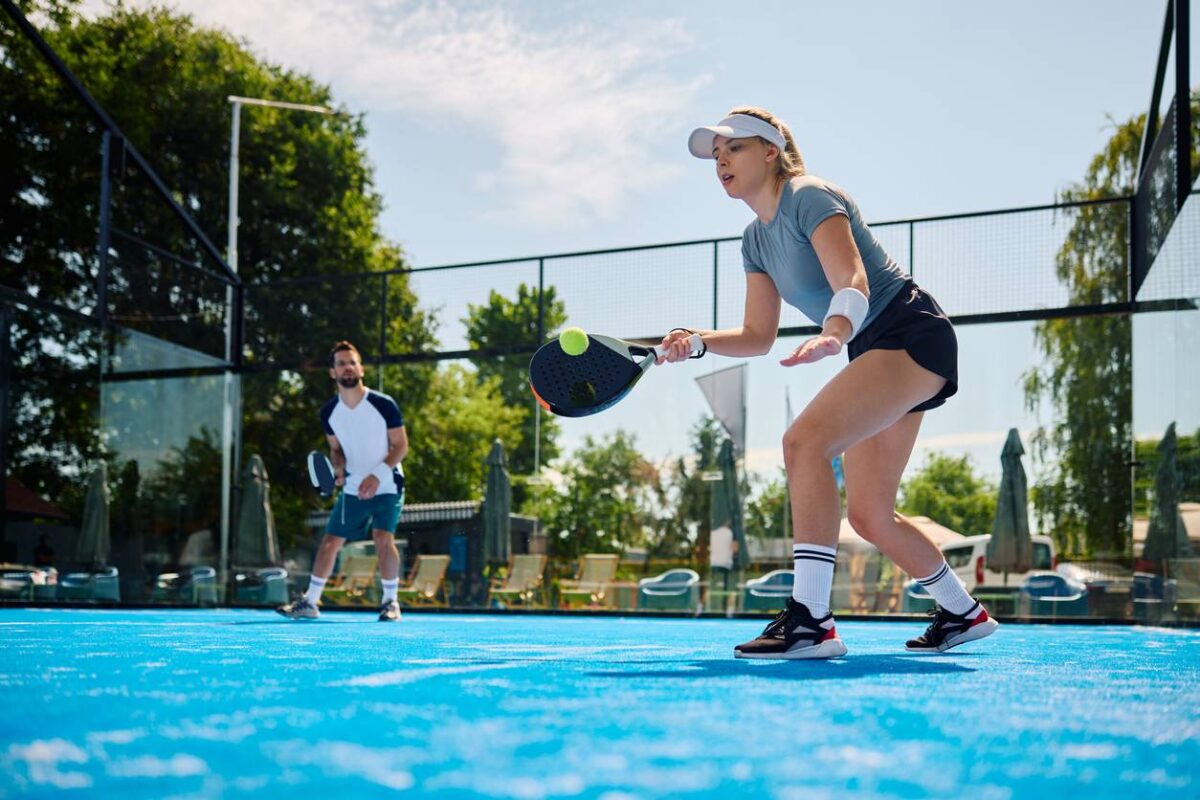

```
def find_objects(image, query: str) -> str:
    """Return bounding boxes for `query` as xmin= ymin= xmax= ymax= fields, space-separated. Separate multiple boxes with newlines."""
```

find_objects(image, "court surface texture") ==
xmin=1 ymin=609 xmax=1196 ymax=798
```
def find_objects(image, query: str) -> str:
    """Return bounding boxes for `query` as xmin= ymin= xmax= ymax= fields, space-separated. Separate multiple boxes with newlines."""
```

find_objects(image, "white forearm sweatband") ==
xmin=823 ymin=287 xmax=870 ymax=342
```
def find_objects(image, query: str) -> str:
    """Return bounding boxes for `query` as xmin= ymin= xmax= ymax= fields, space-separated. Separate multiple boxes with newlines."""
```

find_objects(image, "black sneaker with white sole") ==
xmin=378 ymin=599 xmax=401 ymax=622
xmin=734 ymin=598 xmax=848 ymax=660
xmin=276 ymin=597 xmax=320 ymax=620
xmin=905 ymin=601 xmax=998 ymax=653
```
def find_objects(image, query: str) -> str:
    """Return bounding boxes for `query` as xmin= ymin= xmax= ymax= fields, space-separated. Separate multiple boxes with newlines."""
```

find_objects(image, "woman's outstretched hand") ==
xmin=780 ymin=335 xmax=842 ymax=366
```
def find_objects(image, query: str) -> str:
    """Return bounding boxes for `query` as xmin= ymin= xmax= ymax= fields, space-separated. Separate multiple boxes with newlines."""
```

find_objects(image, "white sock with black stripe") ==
xmin=303 ymin=574 xmax=327 ymax=605
xmin=917 ymin=561 xmax=981 ymax=617
xmin=792 ymin=543 xmax=837 ymax=618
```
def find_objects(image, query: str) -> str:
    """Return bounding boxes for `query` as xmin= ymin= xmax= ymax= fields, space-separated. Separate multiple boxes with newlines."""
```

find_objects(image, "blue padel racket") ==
xmin=528 ymin=332 xmax=702 ymax=417
xmin=306 ymin=450 xmax=337 ymax=497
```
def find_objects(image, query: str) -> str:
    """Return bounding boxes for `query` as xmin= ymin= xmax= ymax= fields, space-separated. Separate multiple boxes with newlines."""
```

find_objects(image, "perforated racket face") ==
xmin=528 ymin=335 xmax=651 ymax=417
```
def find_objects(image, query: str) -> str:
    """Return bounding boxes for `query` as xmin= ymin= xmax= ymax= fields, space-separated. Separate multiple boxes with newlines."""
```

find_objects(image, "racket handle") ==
xmin=651 ymin=333 xmax=703 ymax=359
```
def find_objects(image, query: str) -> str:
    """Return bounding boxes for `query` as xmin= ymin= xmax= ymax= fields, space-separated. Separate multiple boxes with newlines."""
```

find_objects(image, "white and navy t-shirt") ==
xmin=319 ymin=389 xmax=405 ymax=496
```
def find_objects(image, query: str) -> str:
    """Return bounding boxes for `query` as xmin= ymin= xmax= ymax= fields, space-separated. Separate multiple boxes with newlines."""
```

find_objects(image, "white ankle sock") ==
xmin=303 ymin=575 xmax=327 ymax=605
xmin=917 ymin=562 xmax=980 ymax=617
xmin=792 ymin=543 xmax=837 ymax=618
xmin=381 ymin=578 xmax=399 ymax=603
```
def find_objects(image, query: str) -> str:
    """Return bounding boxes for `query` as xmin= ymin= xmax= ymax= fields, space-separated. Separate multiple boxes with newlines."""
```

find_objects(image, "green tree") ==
xmin=463 ymin=283 xmax=566 ymax=489
xmin=656 ymin=417 xmax=725 ymax=564
xmin=1020 ymin=118 xmax=1139 ymax=557
xmin=1 ymin=3 xmax=439 ymax=553
xmin=745 ymin=469 xmax=789 ymax=542
xmin=401 ymin=364 xmax=524 ymax=503
xmin=1134 ymin=427 xmax=1200 ymax=518
xmin=898 ymin=451 xmax=997 ymax=537
xmin=539 ymin=430 xmax=661 ymax=562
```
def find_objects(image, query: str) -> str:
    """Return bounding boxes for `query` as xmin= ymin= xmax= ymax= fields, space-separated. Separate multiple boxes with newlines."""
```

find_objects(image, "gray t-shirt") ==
xmin=742 ymin=175 xmax=908 ymax=333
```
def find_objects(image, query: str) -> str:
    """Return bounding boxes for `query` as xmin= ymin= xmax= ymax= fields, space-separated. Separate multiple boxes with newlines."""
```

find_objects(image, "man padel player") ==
xmin=659 ymin=107 xmax=998 ymax=658
xmin=278 ymin=341 xmax=408 ymax=622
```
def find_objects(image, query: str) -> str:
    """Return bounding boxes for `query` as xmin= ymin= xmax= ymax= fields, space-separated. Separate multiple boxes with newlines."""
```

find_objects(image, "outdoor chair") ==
xmin=637 ymin=568 xmax=700 ymax=611
xmin=395 ymin=554 xmax=450 ymax=607
xmin=1167 ymin=558 xmax=1200 ymax=619
xmin=151 ymin=566 xmax=217 ymax=605
xmin=58 ymin=566 xmax=120 ymax=602
xmin=1132 ymin=571 xmax=1179 ymax=622
xmin=233 ymin=566 xmax=289 ymax=606
xmin=323 ymin=554 xmax=379 ymax=606
xmin=559 ymin=554 xmax=620 ymax=607
xmin=741 ymin=569 xmax=793 ymax=612
xmin=0 ymin=564 xmax=57 ymax=601
xmin=1017 ymin=572 xmax=1089 ymax=618
xmin=488 ymin=554 xmax=547 ymax=608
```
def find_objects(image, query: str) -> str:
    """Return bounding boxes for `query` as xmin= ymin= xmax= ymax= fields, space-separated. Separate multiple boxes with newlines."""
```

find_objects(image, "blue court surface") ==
xmin=1 ymin=609 xmax=1197 ymax=799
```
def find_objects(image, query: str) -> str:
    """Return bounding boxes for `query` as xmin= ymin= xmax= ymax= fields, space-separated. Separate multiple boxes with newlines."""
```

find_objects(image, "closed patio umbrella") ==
xmin=1143 ymin=422 xmax=1193 ymax=564
xmin=987 ymin=428 xmax=1033 ymax=584
xmin=482 ymin=440 xmax=511 ymax=567
xmin=75 ymin=463 xmax=110 ymax=569
xmin=714 ymin=438 xmax=750 ymax=571
xmin=233 ymin=454 xmax=280 ymax=567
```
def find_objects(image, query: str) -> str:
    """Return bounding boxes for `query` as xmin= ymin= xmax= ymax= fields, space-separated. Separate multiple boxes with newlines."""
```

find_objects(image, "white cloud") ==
xmin=85 ymin=0 xmax=707 ymax=225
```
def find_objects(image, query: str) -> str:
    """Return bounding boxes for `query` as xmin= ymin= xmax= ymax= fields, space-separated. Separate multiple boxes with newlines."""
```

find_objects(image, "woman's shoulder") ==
xmin=786 ymin=174 xmax=846 ymax=198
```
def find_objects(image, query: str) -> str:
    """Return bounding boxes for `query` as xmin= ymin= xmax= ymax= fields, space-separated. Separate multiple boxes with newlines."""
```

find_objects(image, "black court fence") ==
xmin=244 ymin=196 xmax=1146 ymax=374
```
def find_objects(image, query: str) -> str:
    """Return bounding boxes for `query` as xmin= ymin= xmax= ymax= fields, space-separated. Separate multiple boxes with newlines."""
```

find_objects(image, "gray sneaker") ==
xmin=378 ymin=599 xmax=401 ymax=622
xmin=277 ymin=597 xmax=320 ymax=620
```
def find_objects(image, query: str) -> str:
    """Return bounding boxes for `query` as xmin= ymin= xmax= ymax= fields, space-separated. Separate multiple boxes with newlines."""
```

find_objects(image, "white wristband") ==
xmin=823 ymin=287 xmax=869 ymax=342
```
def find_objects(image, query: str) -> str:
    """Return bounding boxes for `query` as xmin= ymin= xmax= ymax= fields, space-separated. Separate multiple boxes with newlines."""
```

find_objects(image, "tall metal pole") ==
xmin=221 ymin=96 xmax=334 ymax=589
xmin=219 ymin=101 xmax=242 ymax=592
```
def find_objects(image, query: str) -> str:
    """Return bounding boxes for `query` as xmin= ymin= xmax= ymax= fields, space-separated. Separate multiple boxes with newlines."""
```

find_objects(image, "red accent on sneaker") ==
xmin=968 ymin=609 xmax=990 ymax=627
xmin=820 ymin=627 xmax=838 ymax=642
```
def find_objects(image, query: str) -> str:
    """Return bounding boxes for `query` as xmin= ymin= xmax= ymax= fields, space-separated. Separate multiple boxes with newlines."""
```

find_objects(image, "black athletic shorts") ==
xmin=847 ymin=280 xmax=958 ymax=413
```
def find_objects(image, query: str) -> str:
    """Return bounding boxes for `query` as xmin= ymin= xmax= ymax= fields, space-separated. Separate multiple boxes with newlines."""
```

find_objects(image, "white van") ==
xmin=940 ymin=534 xmax=1057 ymax=592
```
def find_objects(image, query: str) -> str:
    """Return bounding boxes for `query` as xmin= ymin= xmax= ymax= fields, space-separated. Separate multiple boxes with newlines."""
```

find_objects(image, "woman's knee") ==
xmin=846 ymin=505 xmax=897 ymax=544
xmin=782 ymin=419 xmax=838 ymax=466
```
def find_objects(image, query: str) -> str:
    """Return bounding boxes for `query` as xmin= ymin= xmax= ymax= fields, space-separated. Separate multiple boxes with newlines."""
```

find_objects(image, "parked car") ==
xmin=940 ymin=534 xmax=1056 ymax=592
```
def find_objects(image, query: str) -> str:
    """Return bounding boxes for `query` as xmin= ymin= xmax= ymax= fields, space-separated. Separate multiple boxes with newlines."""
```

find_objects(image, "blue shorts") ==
xmin=325 ymin=491 xmax=404 ymax=540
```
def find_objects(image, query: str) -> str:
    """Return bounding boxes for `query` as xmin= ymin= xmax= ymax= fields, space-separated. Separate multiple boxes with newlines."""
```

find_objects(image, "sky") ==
xmin=79 ymin=1 xmax=1200 ymax=498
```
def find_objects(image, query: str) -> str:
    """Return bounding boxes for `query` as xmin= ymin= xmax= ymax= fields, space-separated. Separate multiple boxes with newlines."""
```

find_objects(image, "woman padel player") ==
xmin=659 ymin=107 xmax=998 ymax=658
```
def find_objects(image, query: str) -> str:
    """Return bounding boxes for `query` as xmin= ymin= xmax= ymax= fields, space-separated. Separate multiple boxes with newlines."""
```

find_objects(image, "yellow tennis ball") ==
xmin=559 ymin=326 xmax=589 ymax=356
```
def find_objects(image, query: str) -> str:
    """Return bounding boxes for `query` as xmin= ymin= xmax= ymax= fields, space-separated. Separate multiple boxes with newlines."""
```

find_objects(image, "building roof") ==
xmin=5 ymin=477 xmax=69 ymax=520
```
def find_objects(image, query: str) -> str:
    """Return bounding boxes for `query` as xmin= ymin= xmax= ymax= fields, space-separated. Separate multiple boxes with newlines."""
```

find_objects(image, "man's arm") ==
xmin=384 ymin=426 xmax=408 ymax=467
xmin=358 ymin=427 xmax=408 ymax=500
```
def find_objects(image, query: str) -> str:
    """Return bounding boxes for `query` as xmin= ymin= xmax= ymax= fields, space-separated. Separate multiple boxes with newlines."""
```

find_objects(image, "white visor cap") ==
xmin=688 ymin=113 xmax=787 ymax=159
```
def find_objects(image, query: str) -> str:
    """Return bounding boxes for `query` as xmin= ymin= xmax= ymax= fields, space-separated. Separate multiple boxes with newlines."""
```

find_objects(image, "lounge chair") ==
xmin=1017 ymin=572 xmax=1089 ymax=618
xmin=488 ymin=554 xmax=547 ymax=608
xmin=322 ymin=554 xmax=379 ymax=606
xmin=637 ymin=568 xmax=700 ymax=611
xmin=1132 ymin=571 xmax=1179 ymax=622
xmin=233 ymin=566 xmax=289 ymax=606
xmin=395 ymin=555 xmax=450 ymax=607
xmin=59 ymin=566 xmax=120 ymax=602
xmin=741 ymin=569 xmax=793 ymax=612
xmin=151 ymin=566 xmax=217 ymax=605
xmin=1167 ymin=558 xmax=1200 ymax=619
xmin=559 ymin=554 xmax=620 ymax=607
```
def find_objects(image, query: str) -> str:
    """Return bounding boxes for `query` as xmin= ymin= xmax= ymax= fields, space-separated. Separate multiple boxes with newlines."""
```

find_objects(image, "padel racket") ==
xmin=528 ymin=332 xmax=702 ymax=417
xmin=306 ymin=450 xmax=337 ymax=497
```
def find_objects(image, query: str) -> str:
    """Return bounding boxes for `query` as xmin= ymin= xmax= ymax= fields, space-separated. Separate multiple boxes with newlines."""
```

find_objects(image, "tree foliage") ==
xmin=1 ymin=3 xmax=440 ymax=555
xmin=537 ymin=430 xmax=662 ymax=563
xmin=463 ymin=283 xmax=566 ymax=491
xmin=898 ymin=451 xmax=997 ymax=537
